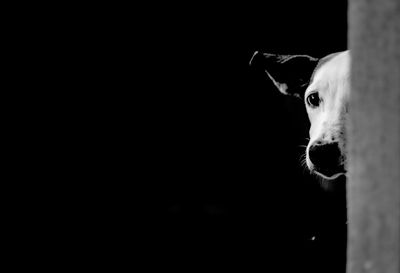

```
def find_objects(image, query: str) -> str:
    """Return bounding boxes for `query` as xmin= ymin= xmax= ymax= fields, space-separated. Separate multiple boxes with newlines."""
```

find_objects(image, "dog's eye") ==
xmin=306 ymin=93 xmax=320 ymax=108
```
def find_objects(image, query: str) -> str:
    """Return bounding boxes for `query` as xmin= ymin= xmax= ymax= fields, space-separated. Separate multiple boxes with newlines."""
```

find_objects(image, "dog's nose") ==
xmin=308 ymin=142 xmax=342 ymax=170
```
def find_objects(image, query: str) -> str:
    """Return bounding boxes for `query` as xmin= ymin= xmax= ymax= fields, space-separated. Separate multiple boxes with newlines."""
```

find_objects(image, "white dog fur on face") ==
xmin=304 ymin=51 xmax=350 ymax=180
xmin=250 ymin=50 xmax=350 ymax=181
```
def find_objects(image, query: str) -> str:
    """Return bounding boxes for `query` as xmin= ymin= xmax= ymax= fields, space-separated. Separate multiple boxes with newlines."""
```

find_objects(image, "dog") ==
xmin=250 ymin=50 xmax=350 ymax=181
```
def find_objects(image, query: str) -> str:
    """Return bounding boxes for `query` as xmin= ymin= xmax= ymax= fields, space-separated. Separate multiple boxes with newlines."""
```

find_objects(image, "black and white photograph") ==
xmin=24 ymin=0 xmax=400 ymax=272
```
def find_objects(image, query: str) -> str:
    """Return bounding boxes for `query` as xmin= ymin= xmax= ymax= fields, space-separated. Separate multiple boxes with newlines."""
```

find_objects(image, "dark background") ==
xmin=131 ymin=1 xmax=348 ymax=272
xmin=38 ymin=0 xmax=348 ymax=271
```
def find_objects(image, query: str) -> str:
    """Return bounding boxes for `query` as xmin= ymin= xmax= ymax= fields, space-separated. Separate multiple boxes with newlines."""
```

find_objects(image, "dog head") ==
xmin=250 ymin=50 xmax=350 ymax=180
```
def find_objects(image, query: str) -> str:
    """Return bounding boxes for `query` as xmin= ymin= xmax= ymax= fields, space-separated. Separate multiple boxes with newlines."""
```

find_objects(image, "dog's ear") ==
xmin=249 ymin=51 xmax=319 ymax=98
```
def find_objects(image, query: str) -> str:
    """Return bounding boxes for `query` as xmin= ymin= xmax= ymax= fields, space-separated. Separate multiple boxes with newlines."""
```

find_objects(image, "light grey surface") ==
xmin=348 ymin=0 xmax=400 ymax=272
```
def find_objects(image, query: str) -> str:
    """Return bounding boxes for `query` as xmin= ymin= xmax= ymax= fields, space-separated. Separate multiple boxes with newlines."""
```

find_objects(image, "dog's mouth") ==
xmin=313 ymin=165 xmax=346 ymax=180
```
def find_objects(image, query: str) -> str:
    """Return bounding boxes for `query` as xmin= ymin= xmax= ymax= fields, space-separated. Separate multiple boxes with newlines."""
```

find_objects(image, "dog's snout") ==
xmin=309 ymin=142 xmax=342 ymax=170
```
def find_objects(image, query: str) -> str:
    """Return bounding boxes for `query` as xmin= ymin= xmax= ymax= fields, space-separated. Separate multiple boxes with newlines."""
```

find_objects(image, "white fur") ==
xmin=304 ymin=51 xmax=350 ymax=180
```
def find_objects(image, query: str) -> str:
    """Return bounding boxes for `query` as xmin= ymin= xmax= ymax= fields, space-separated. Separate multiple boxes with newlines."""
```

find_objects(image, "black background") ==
xmin=37 ymin=1 xmax=348 ymax=271
xmin=131 ymin=1 xmax=348 ymax=272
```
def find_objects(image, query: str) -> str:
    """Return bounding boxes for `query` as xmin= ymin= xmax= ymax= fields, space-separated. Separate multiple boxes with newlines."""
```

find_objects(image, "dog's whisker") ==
xmin=298 ymin=153 xmax=311 ymax=176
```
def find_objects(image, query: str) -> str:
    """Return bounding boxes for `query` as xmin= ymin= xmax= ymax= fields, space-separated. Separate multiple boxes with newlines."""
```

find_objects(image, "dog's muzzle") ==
xmin=308 ymin=142 xmax=346 ymax=179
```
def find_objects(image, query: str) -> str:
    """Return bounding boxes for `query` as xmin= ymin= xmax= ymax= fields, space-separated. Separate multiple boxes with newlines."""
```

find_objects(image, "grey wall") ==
xmin=348 ymin=0 xmax=400 ymax=272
